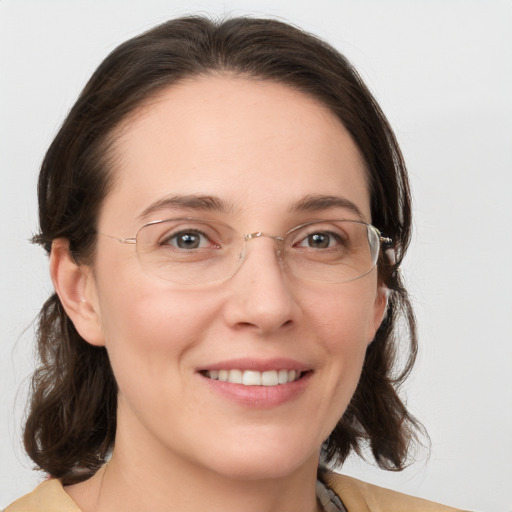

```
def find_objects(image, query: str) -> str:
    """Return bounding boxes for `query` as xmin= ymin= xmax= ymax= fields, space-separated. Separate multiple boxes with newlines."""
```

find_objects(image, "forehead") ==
xmin=102 ymin=76 xmax=370 ymax=229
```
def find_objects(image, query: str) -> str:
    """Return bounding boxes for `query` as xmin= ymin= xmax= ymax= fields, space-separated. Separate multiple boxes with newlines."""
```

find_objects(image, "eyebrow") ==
xmin=138 ymin=193 xmax=365 ymax=222
xmin=138 ymin=194 xmax=232 ymax=220
xmin=289 ymin=194 xmax=366 ymax=220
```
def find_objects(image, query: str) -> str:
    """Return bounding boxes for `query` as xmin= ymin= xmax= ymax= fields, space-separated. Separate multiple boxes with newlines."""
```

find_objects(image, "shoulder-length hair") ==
xmin=26 ymin=16 xmax=420 ymax=485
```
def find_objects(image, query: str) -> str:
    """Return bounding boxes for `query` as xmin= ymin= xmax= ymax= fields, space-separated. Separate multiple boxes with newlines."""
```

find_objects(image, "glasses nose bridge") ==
xmin=241 ymin=231 xmax=286 ymax=261
xmin=243 ymin=231 xmax=285 ymax=248
xmin=243 ymin=231 xmax=284 ymax=242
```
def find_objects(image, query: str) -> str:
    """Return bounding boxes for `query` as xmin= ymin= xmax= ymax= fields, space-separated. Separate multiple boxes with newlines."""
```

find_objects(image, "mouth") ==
xmin=200 ymin=369 xmax=308 ymax=386
xmin=198 ymin=360 xmax=313 ymax=407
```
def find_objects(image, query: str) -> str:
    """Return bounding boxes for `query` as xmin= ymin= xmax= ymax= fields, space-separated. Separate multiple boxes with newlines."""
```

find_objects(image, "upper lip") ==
xmin=197 ymin=357 xmax=312 ymax=372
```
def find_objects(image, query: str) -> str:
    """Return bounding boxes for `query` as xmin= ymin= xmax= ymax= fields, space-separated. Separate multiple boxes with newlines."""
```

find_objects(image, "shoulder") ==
xmin=326 ymin=472 xmax=470 ymax=512
xmin=4 ymin=479 xmax=81 ymax=512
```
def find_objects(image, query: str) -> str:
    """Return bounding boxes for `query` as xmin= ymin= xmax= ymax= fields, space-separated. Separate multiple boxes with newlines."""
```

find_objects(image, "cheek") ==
xmin=306 ymin=279 xmax=380 ymax=348
xmin=94 ymin=272 xmax=221 ymax=381
xmin=305 ymin=283 xmax=379 ymax=388
xmin=94 ymin=279 xmax=228 ymax=440
xmin=293 ymin=286 xmax=377 ymax=441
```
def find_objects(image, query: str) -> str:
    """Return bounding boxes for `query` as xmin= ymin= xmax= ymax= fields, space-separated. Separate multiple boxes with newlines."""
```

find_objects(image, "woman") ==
xmin=6 ymin=16 xmax=466 ymax=511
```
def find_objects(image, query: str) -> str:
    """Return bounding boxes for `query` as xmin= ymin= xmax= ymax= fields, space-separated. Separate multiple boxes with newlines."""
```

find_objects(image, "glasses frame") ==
xmin=99 ymin=218 xmax=393 ymax=285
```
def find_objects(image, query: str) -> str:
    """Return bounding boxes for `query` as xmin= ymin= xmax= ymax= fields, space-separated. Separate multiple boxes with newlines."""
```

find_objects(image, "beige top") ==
xmin=5 ymin=472 xmax=469 ymax=512
xmin=326 ymin=474 xmax=468 ymax=511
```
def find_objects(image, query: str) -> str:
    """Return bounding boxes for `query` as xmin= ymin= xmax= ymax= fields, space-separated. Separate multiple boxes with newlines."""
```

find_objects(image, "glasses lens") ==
xmin=284 ymin=220 xmax=380 ymax=283
xmin=135 ymin=219 xmax=240 ymax=285
xmin=134 ymin=218 xmax=381 ymax=285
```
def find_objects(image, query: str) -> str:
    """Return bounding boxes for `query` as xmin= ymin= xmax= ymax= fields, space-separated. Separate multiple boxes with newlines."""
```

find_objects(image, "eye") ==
xmin=137 ymin=219 xmax=229 ymax=262
xmin=296 ymin=231 xmax=345 ymax=249
xmin=163 ymin=229 xmax=214 ymax=250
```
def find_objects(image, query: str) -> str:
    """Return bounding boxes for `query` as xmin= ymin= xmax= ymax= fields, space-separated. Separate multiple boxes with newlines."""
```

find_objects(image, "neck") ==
xmin=66 ymin=426 xmax=322 ymax=512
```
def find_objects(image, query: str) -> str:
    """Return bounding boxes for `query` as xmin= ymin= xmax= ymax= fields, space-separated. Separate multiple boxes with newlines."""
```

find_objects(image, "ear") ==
xmin=368 ymin=285 xmax=389 ymax=344
xmin=50 ymin=239 xmax=105 ymax=347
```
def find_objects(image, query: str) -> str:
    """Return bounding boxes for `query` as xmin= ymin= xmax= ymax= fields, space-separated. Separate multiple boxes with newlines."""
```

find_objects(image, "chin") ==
xmin=195 ymin=437 xmax=320 ymax=481
xmin=210 ymin=458 xmax=312 ymax=482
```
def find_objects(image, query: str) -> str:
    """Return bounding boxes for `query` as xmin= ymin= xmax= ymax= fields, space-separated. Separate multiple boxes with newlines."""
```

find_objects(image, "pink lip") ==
xmin=197 ymin=357 xmax=312 ymax=372
xmin=196 ymin=358 xmax=313 ymax=408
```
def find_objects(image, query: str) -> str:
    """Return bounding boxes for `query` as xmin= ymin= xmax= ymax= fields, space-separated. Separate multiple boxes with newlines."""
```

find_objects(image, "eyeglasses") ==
xmin=100 ymin=218 xmax=391 ymax=286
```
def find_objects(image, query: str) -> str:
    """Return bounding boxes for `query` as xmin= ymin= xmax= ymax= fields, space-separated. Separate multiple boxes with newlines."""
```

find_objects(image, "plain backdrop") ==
xmin=1 ymin=1 xmax=511 ymax=510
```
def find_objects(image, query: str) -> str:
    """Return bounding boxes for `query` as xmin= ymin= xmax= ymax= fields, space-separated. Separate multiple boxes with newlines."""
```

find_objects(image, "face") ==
xmin=75 ymin=77 xmax=386 ymax=481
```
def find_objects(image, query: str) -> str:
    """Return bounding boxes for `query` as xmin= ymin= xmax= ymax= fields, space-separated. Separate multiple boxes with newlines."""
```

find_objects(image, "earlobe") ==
xmin=368 ymin=285 xmax=390 ymax=344
xmin=377 ymin=286 xmax=391 ymax=323
xmin=50 ymin=239 xmax=105 ymax=347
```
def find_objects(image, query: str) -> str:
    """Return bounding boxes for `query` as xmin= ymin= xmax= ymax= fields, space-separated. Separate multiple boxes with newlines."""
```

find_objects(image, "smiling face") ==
xmin=70 ymin=76 xmax=387 ymax=482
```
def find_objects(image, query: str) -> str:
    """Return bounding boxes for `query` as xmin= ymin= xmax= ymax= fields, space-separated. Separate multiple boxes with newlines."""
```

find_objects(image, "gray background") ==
xmin=1 ymin=1 xmax=511 ymax=510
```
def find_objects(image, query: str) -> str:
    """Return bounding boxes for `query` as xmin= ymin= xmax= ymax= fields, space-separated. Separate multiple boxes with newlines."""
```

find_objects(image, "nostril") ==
xmin=231 ymin=318 xmax=294 ymax=333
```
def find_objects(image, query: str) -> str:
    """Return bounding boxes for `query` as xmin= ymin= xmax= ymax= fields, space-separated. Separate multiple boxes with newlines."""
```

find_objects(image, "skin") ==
xmin=52 ymin=76 xmax=387 ymax=512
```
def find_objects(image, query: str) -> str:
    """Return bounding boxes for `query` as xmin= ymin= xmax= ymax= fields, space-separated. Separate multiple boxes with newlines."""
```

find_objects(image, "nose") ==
xmin=222 ymin=235 xmax=301 ymax=335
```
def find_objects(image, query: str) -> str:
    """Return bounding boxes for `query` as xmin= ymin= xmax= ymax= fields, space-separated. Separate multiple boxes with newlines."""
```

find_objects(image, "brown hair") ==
xmin=26 ymin=15 xmax=421 ymax=485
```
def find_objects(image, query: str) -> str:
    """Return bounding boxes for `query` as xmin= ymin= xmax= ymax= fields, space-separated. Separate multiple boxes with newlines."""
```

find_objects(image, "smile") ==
xmin=202 ymin=369 xmax=305 ymax=386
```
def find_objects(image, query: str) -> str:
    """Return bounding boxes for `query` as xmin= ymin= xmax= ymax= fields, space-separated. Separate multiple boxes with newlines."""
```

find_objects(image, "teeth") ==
xmin=229 ymin=369 xmax=243 ymax=384
xmin=261 ymin=371 xmax=278 ymax=386
xmin=243 ymin=370 xmax=261 ymax=386
xmin=205 ymin=369 xmax=302 ymax=386
xmin=278 ymin=369 xmax=288 ymax=384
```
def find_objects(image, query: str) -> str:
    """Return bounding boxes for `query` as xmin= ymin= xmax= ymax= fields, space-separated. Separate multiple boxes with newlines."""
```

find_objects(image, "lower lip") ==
xmin=199 ymin=371 xmax=312 ymax=408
